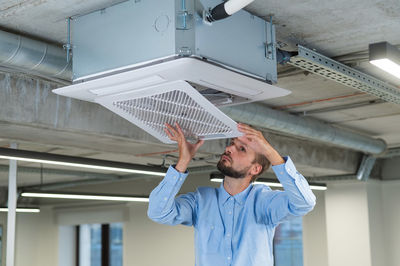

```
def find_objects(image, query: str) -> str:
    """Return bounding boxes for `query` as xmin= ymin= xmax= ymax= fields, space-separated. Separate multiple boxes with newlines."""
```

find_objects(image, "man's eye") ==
xmin=240 ymin=147 xmax=246 ymax=152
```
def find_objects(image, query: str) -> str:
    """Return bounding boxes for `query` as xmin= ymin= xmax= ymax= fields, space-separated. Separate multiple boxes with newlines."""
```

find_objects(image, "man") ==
xmin=148 ymin=122 xmax=316 ymax=266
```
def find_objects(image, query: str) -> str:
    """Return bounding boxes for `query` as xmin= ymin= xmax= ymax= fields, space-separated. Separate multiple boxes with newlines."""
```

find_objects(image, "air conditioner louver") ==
xmin=95 ymin=80 xmax=242 ymax=143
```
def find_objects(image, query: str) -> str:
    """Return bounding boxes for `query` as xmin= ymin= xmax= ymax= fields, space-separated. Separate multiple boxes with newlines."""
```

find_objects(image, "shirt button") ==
xmin=163 ymin=197 xmax=167 ymax=201
xmin=228 ymin=211 xmax=232 ymax=215
xmin=280 ymin=171 xmax=284 ymax=175
xmin=227 ymin=233 xmax=231 ymax=237
xmin=173 ymin=176 xmax=177 ymax=179
xmin=227 ymin=257 xmax=231 ymax=260
xmin=230 ymin=198 xmax=233 ymax=201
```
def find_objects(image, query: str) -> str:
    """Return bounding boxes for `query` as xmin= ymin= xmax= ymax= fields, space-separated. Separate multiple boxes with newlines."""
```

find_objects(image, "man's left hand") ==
xmin=237 ymin=123 xmax=285 ymax=166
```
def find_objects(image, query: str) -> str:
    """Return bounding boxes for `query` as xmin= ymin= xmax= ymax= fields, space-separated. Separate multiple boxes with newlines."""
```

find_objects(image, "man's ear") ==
xmin=250 ymin=163 xmax=262 ymax=176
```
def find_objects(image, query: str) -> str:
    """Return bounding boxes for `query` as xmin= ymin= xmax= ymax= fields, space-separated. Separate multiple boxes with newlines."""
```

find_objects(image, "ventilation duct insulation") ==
xmin=54 ymin=0 xmax=290 ymax=143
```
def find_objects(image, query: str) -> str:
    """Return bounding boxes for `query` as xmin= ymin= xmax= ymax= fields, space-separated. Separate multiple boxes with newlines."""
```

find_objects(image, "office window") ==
xmin=273 ymin=217 xmax=304 ymax=266
xmin=78 ymin=223 xmax=123 ymax=266
xmin=109 ymin=223 xmax=123 ymax=266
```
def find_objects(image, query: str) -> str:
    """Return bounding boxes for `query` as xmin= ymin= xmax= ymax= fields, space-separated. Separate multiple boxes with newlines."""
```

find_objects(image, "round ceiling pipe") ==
xmin=0 ymin=30 xmax=72 ymax=81
xmin=221 ymin=103 xmax=387 ymax=155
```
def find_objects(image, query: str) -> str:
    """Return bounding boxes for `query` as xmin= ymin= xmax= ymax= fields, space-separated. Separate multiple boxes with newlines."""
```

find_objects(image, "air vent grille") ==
xmin=113 ymin=89 xmax=233 ymax=140
xmin=95 ymin=80 xmax=242 ymax=143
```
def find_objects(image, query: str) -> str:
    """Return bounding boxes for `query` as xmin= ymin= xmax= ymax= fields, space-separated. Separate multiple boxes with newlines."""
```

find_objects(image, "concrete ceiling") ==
xmin=0 ymin=0 xmax=399 ymax=206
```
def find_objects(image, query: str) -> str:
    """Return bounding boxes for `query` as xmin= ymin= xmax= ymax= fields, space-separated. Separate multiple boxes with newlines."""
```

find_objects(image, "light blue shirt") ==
xmin=148 ymin=156 xmax=316 ymax=266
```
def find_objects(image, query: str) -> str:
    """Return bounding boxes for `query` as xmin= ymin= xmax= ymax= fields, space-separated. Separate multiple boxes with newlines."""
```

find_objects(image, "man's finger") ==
xmin=164 ymin=127 xmax=176 ymax=140
xmin=194 ymin=139 xmax=205 ymax=149
xmin=175 ymin=122 xmax=185 ymax=137
xmin=165 ymin=123 xmax=178 ymax=135
xmin=238 ymin=123 xmax=258 ymax=134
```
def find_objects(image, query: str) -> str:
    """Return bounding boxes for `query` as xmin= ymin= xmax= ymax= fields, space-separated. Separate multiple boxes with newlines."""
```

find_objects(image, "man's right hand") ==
xmin=164 ymin=122 xmax=204 ymax=173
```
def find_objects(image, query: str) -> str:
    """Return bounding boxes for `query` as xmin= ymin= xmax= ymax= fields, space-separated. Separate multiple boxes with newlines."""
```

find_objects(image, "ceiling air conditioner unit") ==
xmin=53 ymin=0 xmax=290 ymax=143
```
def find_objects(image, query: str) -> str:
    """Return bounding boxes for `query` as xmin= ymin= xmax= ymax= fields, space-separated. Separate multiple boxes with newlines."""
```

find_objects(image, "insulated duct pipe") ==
xmin=0 ymin=30 xmax=388 ymax=156
xmin=221 ymin=103 xmax=387 ymax=155
xmin=0 ymin=30 xmax=72 ymax=81
xmin=206 ymin=0 xmax=255 ymax=22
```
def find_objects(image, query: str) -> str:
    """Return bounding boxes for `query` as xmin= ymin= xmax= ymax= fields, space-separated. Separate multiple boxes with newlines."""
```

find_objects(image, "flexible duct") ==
xmin=221 ymin=103 xmax=387 ymax=155
xmin=207 ymin=0 xmax=255 ymax=22
xmin=0 ymin=30 xmax=72 ymax=81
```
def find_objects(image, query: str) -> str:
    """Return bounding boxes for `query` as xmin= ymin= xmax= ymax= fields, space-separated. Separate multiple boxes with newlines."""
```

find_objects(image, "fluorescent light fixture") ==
xmin=21 ymin=192 xmax=149 ymax=202
xmin=369 ymin=42 xmax=400 ymax=79
xmin=210 ymin=177 xmax=327 ymax=191
xmin=0 ymin=147 xmax=166 ymax=176
xmin=0 ymin=207 xmax=40 ymax=213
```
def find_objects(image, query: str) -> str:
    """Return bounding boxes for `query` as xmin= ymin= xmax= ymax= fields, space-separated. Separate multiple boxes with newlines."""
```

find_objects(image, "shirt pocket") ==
xmin=197 ymin=220 xmax=224 ymax=253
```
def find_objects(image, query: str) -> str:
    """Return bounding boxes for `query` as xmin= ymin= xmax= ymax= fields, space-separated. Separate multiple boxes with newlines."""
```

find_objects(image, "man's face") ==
xmin=217 ymin=138 xmax=257 ymax=179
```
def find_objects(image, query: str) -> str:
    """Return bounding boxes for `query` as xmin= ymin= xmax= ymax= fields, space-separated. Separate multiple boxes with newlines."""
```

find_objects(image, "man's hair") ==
xmin=250 ymin=153 xmax=270 ymax=183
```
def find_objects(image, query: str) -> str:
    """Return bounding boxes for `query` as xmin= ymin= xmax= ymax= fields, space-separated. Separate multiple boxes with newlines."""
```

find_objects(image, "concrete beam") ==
xmin=0 ymin=72 xmax=361 ymax=176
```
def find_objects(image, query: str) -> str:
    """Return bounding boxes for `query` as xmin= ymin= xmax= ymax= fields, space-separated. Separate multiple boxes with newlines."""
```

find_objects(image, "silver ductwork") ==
xmin=221 ymin=103 xmax=387 ymax=155
xmin=0 ymin=30 xmax=72 ymax=81
xmin=0 ymin=29 xmax=388 ymax=155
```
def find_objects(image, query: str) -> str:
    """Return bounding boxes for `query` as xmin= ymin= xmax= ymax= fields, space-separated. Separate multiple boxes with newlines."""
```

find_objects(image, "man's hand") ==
xmin=237 ymin=123 xmax=284 ymax=166
xmin=164 ymin=122 xmax=205 ymax=173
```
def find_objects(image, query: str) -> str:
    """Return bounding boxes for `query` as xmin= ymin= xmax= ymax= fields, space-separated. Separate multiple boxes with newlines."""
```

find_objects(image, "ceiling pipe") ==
xmin=0 ymin=30 xmax=72 ymax=81
xmin=0 ymin=30 xmax=388 ymax=156
xmin=221 ymin=103 xmax=387 ymax=155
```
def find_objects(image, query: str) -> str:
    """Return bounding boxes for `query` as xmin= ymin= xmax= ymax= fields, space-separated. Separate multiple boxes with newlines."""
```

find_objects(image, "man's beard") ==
xmin=217 ymin=155 xmax=250 ymax=179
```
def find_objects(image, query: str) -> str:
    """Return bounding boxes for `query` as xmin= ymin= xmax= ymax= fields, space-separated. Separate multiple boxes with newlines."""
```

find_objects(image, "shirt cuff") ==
xmin=164 ymin=165 xmax=189 ymax=183
xmin=271 ymin=156 xmax=298 ymax=180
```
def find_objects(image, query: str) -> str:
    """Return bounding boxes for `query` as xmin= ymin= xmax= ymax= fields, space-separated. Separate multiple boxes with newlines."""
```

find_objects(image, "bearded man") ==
xmin=148 ymin=122 xmax=316 ymax=266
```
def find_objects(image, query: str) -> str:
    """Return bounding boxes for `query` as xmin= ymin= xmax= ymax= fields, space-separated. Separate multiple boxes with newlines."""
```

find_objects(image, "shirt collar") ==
xmin=218 ymin=181 xmax=253 ymax=206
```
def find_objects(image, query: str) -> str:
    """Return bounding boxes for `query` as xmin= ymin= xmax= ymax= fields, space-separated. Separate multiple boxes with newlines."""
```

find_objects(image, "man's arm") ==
xmin=260 ymin=157 xmax=316 ymax=225
xmin=147 ymin=122 xmax=204 ymax=226
xmin=237 ymin=123 xmax=316 ymax=225
xmin=147 ymin=165 xmax=197 ymax=226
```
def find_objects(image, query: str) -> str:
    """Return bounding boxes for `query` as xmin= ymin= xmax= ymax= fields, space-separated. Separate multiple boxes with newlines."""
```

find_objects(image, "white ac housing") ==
xmin=53 ymin=0 xmax=290 ymax=143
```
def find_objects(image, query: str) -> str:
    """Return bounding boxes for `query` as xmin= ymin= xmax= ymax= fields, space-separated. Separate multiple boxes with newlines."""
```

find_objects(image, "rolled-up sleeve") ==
xmin=147 ymin=166 xmax=197 ymax=226
xmin=262 ymin=156 xmax=316 ymax=225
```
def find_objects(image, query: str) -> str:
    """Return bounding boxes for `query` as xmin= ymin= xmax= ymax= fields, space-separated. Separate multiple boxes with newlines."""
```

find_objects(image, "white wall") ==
xmin=58 ymin=226 xmax=76 ymax=266
xmin=14 ymin=207 xmax=58 ymax=266
xmin=124 ymin=203 xmax=194 ymax=266
xmin=303 ymin=190 xmax=329 ymax=266
xmin=0 ymin=207 xmax=59 ymax=266
xmin=366 ymin=182 xmax=386 ymax=266
xmin=382 ymin=180 xmax=400 ymax=266
xmin=325 ymin=182 xmax=373 ymax=266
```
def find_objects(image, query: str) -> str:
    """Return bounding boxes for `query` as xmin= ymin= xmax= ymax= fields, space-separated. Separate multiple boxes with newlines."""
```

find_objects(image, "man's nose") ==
xmin=225 ymin=144 xmax=233 ymax=154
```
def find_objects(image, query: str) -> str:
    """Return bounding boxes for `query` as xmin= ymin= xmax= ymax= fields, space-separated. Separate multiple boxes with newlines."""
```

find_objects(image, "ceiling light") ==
xmin=0 ymin=207 xmax=40 ymax=213
xmin=0 ymin=147 xmax=166 ymax=176
xmin=369 ymin=42 xmax=400 ymax=79
xmin=210 ymin=177 xmax=327 ymax=191
xmin=21 ymin=192 xmax=149 ymax=202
